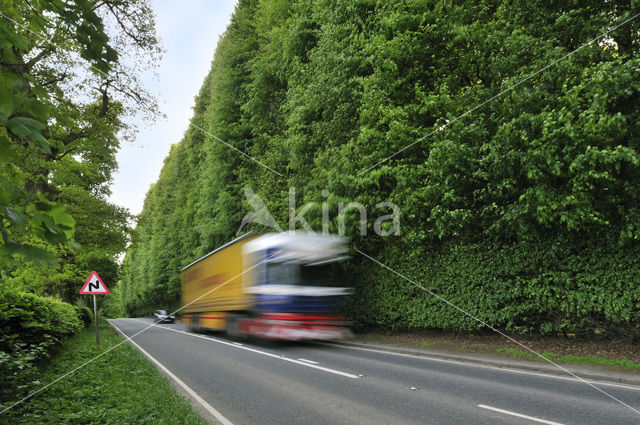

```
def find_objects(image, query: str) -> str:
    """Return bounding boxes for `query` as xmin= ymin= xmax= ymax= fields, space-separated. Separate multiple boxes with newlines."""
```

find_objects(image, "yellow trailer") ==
xmin=180 ymin=233 xmax=257 ymax=331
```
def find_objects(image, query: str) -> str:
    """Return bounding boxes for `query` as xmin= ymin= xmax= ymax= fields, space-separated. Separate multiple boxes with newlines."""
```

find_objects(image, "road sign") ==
xmin=79 ymin=271 xmax=110 ymax=295
xmin=80 ymin=271 xmax=109 ymax=345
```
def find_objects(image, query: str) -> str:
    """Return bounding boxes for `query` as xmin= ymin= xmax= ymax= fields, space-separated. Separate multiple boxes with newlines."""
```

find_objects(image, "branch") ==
xmin=42 ymin=70 xmax=69 ymax=87
xmin=104 ymin=2 xmax=147 ymax=45
xmin=50 ymin=129 xmax=90 ymax=160
xmin=25 ymin=46 xmax=55 ymax=71
xmin=98 ymin=81 xmax=113 ymax=117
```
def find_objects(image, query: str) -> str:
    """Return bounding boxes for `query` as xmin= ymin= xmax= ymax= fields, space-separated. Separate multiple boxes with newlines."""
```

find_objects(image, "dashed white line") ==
xmin=127 ymin=318 xmax=359 ymax=379
xmin=110 ymin=321 xmax=234 ymax=425
xmin=478 ymin=404 xmax=564 ymax=425
xmin=320 ymin=342 xmax=640 ymax=392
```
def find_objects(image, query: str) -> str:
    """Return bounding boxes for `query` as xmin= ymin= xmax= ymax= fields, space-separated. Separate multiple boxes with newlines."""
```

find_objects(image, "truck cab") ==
xmin=240 ymin=232 xmax=352 ymax=340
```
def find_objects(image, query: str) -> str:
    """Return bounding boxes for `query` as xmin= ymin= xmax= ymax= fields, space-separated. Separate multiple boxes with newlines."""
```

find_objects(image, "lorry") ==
xmin=180 ymin=232 xmax=352 ymax=340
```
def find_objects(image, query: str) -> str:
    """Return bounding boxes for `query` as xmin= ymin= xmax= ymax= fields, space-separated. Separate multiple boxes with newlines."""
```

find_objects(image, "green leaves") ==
xmin=0 ymin=201 xmax=75 ymax=267
xmin=1 ymin=0 xmax=158 ymax=277
xmin=1 ymin=206 xmax=26 ymax=227
xmin=47 ymin=206 xmax=76 ymax=240
xmin=6 ymin=117 xmax=49 ymax=153
xmin=0 ymin=22 xmax=28 ymax=51
xmin=0 ymin=287 xmax=85 ymax=404
xmin=0 ymin=85 xmax=14 ymax=119
xmin=0 ymin=0 xmax=161 ymax=410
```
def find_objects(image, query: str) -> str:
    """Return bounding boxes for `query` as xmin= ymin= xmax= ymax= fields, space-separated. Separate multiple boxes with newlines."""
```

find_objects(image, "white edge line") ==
xmin=109 ymin=320 xmax=234 ymax=425
xmin=127 ymin=318 xmax=359 ymax=379
xmin=318 ymin=342 xmax=640 ymax=392
xmin=478 ymin=404 xmax=564 ymax=425
xmin=298 ymin=358 xmax=320 ymax=365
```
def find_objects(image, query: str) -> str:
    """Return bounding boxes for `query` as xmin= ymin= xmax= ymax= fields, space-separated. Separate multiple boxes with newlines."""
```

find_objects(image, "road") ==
xmin=109 ymin=318 xmax=640 ymax=425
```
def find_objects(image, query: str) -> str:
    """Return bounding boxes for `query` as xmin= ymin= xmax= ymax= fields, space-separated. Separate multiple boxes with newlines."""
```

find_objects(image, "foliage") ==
xmin=2 ymin=320 xmax=206 ymax=424
xmin=120 ymin=0 xmax=640 ymax=336
xmin=0 ymin=287 xmax=84 ymax=403
xmin=0 ymin=0 xmax=160 ymax=408
xmin=0 ymin=0 xmax=159 ymax=302
xmin=101 ymin=281 xmax=124 ymax=319
xmin=74 ymin=305 xmax=93 ymax=327
xmin=346 ymin=234 xmax=640 ymax=337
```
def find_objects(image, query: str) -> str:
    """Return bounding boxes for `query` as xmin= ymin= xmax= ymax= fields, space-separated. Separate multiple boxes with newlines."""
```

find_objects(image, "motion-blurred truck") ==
xmin=180 ymin=232 xmax=352 ymax=340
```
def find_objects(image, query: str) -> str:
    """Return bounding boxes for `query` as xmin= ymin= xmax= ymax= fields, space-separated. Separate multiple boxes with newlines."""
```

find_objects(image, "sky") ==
xmin=108 ymin=0 xmax=238 ymax=216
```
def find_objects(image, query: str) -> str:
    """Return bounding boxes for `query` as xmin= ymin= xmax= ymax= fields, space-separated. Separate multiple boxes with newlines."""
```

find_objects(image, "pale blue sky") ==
xmin=109 ymin=0 xmax=238 ymax=215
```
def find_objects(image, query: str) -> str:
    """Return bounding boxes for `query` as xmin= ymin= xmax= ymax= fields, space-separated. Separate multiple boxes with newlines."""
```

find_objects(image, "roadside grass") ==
xmin=358 ymin=335 xmax=377 ymax=342
xmin=354 ymin=332 xmax=640 ymax=372
xmin=2 ymin=319 xmax=206 ymax=425
xmin=495 ymin=348 xmax=640 ymax=371
xmin=411 ymin=341 xmax=437 ymax=348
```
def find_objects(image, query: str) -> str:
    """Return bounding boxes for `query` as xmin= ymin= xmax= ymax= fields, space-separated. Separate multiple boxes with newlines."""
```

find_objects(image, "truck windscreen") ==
xmin=299 ymin=263 xmax=335 ymax=286
xmin=265 ymin=262 xmax=296 ymax=285
xmin=265 ymin=262 xmax=337 ymax=286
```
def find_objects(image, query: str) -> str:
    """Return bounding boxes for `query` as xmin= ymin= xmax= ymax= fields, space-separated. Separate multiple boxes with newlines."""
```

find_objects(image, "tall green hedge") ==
xmin=348 ymin=234 xmax=640 ymax=337
xmin=120 ymin=0 xmax=640 ymax=337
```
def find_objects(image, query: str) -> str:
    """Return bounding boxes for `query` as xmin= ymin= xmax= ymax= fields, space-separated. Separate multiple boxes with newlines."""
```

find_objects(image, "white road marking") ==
xmin=110 ymin=321 xmax=234 ymax=425
xmin=320 ymin=342 xmax=640 ymax=392
xmin=478 ymin=404 xmax=564 ymax=425
xmin=127 ymin=318 xmax=359 ymax=379
xmin=298 ymin=358 xmax=319 ymax=365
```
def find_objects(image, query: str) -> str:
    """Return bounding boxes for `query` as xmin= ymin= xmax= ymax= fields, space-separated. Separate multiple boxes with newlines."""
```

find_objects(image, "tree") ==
xmin=1 ymin=0 xmax=160 ymax=301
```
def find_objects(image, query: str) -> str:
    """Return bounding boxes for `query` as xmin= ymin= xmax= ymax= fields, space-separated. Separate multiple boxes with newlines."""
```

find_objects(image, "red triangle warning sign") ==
xmin=80 ymin=271 xmax=110 ymax=295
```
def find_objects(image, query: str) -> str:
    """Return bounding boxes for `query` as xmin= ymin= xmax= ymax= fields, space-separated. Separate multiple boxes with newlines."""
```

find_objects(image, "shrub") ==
xmin=0 ymin=288 xmax=84 ymax=404
xmin=74 ymin=305 xmax=93 ymax=327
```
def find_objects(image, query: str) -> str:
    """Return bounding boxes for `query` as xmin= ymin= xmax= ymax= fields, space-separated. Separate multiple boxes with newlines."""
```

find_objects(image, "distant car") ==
xmin=154 ymin=310 xmax=175 ymax=323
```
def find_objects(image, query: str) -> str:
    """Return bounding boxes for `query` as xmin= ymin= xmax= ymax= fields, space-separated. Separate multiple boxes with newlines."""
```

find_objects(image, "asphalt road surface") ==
xmin=109 ymin=318 xmax=640 ymax=425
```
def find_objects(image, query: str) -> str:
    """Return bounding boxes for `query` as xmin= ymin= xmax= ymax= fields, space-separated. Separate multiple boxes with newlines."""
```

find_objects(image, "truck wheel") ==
xmin=189 ymin=315 xmax=201 ymax=332
xmin=227 ymin=314 xmax=247 ymax=340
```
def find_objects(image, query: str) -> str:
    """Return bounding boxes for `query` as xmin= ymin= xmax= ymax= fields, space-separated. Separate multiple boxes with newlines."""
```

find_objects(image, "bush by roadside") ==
xmin=0 ymin=289 xmax=86 ymax=404
xmin=74 ymin=306 xmax=93 ymax=327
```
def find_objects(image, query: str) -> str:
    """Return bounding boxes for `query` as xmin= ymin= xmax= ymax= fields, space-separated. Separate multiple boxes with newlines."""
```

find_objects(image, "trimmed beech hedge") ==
xmin=347 ymin=234 xmax=640 ymax=338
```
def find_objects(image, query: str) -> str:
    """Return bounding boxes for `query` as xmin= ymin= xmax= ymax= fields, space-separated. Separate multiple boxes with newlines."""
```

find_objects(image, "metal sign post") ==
xmin=93 ymin=294 xmax=99 ymax=345
xmin=80 ymin=271 xmax=110 ymax=345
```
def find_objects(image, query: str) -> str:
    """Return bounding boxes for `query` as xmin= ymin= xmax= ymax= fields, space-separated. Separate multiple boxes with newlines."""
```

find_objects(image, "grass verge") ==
xmin=495 ymin=348 xmax=640 ymax=371
xmin=353 ymin=332 xmax=640 ymax=372
xmin=411 ymin=341 xmax=437 ymax=348
xmin=1 ymin=319 xmax=206 ymax=425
